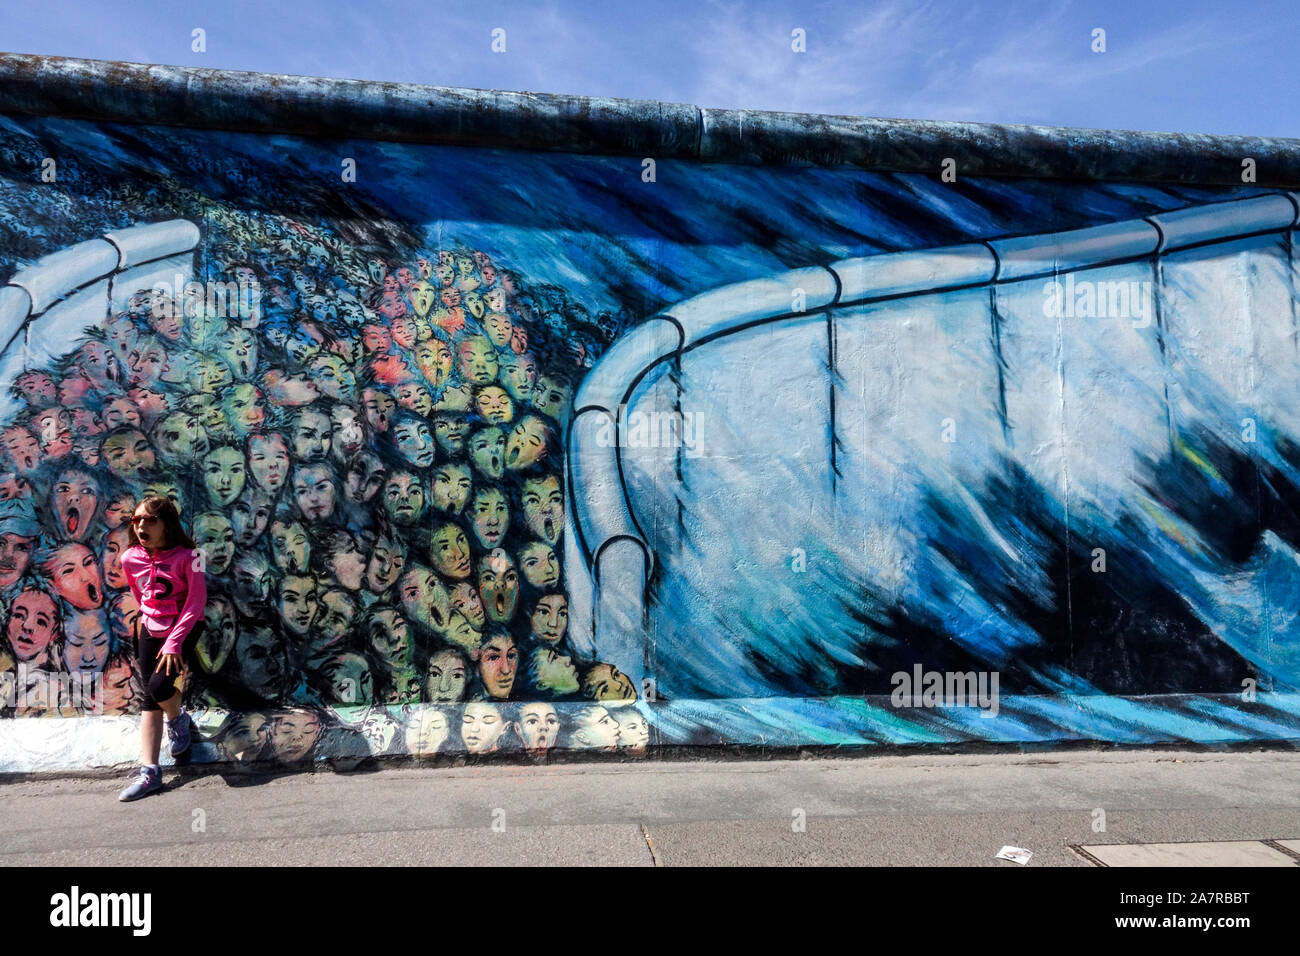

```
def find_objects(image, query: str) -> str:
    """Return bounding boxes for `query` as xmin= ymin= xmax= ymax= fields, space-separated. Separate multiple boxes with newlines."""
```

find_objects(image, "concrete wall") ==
xmin=0 ymin=54 xmax=1298 ymax=772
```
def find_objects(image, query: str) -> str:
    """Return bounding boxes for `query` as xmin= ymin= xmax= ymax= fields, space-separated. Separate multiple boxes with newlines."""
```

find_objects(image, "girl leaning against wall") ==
xmin=116 ymin=496 xmax=207 ymax=801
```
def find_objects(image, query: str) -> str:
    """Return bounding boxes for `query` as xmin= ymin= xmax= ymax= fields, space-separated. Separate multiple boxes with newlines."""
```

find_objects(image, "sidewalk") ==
xmin=3 ymin=749 xmax=1298 ymax=866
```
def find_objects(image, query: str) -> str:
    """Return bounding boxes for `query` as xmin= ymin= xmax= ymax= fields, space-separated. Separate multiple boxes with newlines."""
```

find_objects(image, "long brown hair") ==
xmin=126 ymin=496 xmax=197 ymax=551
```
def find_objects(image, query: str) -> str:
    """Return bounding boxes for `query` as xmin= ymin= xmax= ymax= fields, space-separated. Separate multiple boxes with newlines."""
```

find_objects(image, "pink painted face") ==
xmin=127 ymin=387 xmax=168 ymax=421
xmin=1 ymin=427 xmax=40 ymax=473
xmin=379 ymin=293 xmax=408 ymax=321
xmin=383 ymin=275 xmax=401 ymax=296
xmin=480 ymin=265 xmax=497 ymax=287
xmin=391 ymin=316 xmax=418 ymax=350
xmin=75 ymin=342 xmax=120 ymax=387
xmin=103 ymin=399 xmax=142 ymax=432
xmin=15 ymin=372 xmax=57 ymax=406
xmin=71 ymin=408 xmax=105 ymax=437
xmin=7 ymin=589 xmax=58 ymax=663
xmin=104 ymin=494 xmax=135 ymax=529
xmin=440 ymin=287 xmax=462 ymax=309
xmin=395 ymin=268 xmax=415 ymax=288
xmin=45 ymin=544 xmax=104 ymax=610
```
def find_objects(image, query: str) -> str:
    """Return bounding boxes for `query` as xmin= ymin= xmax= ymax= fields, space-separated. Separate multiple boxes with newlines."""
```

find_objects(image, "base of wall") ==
xmin=2 ymin=693 xmax=1296 ymax=775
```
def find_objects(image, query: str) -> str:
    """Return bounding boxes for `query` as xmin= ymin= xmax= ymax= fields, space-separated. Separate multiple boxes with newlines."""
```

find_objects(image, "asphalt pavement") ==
xmin=3 ymin=748 xmax=1299 ymax=866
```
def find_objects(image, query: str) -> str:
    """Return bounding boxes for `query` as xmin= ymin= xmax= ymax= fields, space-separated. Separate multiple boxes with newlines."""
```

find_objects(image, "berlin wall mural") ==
xmin=0 ymin=111 xmax=1298 ymax=771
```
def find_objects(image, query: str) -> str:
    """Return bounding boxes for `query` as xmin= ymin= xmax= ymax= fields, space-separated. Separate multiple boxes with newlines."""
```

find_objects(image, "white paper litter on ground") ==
xmin=995 ymin=846 xmax=1033 ymax=865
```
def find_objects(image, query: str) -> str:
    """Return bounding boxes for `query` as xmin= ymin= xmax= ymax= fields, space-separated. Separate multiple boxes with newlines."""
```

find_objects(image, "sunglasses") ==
xmin=130 ymin=514 xmax=160 ymax=525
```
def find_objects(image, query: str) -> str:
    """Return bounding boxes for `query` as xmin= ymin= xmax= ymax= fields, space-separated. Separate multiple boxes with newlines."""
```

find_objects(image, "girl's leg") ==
xmin=157 ymin=690 xmax=182 ymax=721
xmin=141 ymin=709 xmax=163 ymax=765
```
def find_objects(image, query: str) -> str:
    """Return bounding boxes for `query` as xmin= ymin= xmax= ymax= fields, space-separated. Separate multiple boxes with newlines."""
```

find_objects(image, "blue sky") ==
xmin=2 ymin=0 xmax=1297 ymax=136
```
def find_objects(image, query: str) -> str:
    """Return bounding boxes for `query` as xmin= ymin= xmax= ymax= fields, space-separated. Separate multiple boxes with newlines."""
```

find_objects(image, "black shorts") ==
xmin=134 ymin=619 xmax=205 ymax=712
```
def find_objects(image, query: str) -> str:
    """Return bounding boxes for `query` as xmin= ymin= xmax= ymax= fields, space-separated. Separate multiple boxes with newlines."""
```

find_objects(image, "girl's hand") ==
xmin=157 ymin=652 xmax=183 ymax=676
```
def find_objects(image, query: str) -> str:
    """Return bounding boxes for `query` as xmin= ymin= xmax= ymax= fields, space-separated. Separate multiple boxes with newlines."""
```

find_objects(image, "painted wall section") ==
xmin=0 ymin=91 xmax=1298 ymax=771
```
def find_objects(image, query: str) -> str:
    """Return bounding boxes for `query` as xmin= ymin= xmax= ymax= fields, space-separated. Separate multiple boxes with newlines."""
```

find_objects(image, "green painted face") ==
xmin=521 ymin=475 xmax=562 ymax=545
xmin=458 ymin=336 xmax=499 ymax=385
xmin=469 ymin=427 xmax=506 ymax=480
xmin=202 ymin=446 xmax=246 ymax=507
xmin=383 ymin=471 xmax=426 ymax=526
xmin=432 ymin=463 xmax=472 ymax=514
xmin=429 ymin=522 xmax=472 ymax=580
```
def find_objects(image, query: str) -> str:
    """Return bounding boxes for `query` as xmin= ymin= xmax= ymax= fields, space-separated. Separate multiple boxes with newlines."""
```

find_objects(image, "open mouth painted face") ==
xmin=51 ymin=470 xmax=100 ymax=542
xmin=469 ymin=428 xmax=506 ymax=480
xmin=49 ymin=544 xmax=104 ymax=610
xmin=478 ymin=552 xmax=519 ymax=624
xmin=522 ymin=475 xmax=563 ymax=545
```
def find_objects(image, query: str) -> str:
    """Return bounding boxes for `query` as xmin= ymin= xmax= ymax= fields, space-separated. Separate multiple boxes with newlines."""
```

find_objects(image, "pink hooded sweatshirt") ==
xmin=120 ymin=544 xmax=208 ymax=656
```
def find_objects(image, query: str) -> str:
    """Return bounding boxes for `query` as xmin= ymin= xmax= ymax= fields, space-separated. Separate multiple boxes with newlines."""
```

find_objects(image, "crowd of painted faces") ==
xmin=0 ymin=155 xmax=649 ymax=762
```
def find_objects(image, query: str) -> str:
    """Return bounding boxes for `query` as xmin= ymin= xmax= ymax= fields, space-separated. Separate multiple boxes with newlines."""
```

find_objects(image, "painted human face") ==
xmin=325 ymin=535 xmax=367 ymax=590
xmin=519 ymin=541 xmax=561 ymax=590
xmin=270 ymin=711 xmax=321 ymax=763
xmin=478 ymin=551 xmax=519 ymax=624
xmin=458 ymin=336 xmax=499 ymax=386
xmin=506 ymin=416 xmax=550 ymax=471
xmin=516 ymin=703 xmax=560 ymax=754
xmin=323 ymin=653 xmax=373 ymax=705
xmin=533 ymin=647 xmax=580 ymax=696
xmin=248 ymin=433 xmax=290 ymax=495
xmin=130 ymin=388 xmax=168 ymax=424
xmin=405 ymin=707 xmax=450 ymax=756
xmin=583 ymin=663 xmax=637 ymax=703
xmin=7 ymin=590 xmax=58 ymax=663
xmin=50 ymin=470 xmax=99 ymax=542
xmin=469 ymin=427 xmax=506 ymax=480
xmin=100 ymin=656 xmax=137 ymax=716
xmin=63 ymin=610 xmax=110 ymax=675
xmin=361 ymin=324 xmax=391 ymax=354
xmin=200 ymin=597 xmax=238 ymax=672
xmin=367 ymin=607 xmax=411 ymax=668
xmin=311 ymin=355 xmax=357 ymax=403
xmin=221 ymin=712 xmax=269 ymax=762
xmin=461 ymin=701 xmax=506 ymax=754
xmin=363 ymin=388 xmax=396 ymax=434
xmin=392 ymin=416 xmax=436 ymax=468
xmin=311 ymin=590 xmax=355 ymax=656
xmin=153 ymin=412 xmax=210 ymax=464
xmin=615 ymin=709 xmax=650 ymax=752
xmin=519 ymin=476 xmax=562 ymax=546
xmin=469 ymin=486 xmax=509 ymax=549
xmin=330 ymin=406 xmax=364 ymax=461
xmin=474 ymin=386 xmax=514 ymax=426
xmin=221 ymin=384 xmax=265 ymax=434
xmin=109 ymin=591 xmax=139 ymax=645
xmin=450 ymin=582 xmax=486 ymax=630
xmin=484 ymin=311 xmax=513 ymax=348
xmin=477 ymin=633 xmax=518 ymax=699
xmin=429 ymin=523 xmax=472 ymax=579
xmin=574 ymin=706 xmax=621 ymax=750
xmin=192 ymin=514 xmax=233 ymax=574
xmin=1 ymin=427 xmax=40 ymax=473
xmin=427 ymin=649 xmax=468 ymax=702
xmin=102 ymin=429 xmax=157 ymax=484
xmin=415 ymin=340 xmax=453 ymax=389
xmin=432 ymin=413 xmax=471 ymax=456
xmin=367 ymin=258 xmax=388 ymax=285
xmin=531 ymin=374 xmax=571 ymax=423
xmin=203 ymin=445 xmax=247 ymax=507
xmin=391 ymin=315 xmax=418 ymax=350
xmin=233 ymin=626 xmax=286 ymax=699
xmin=270 ymin=520 xmax=311 ymax=574
xmin=230 ymin=490 xmax=272 ymax=549
xmin=345 ymin=453 xmax=386 ymax=505
xmin=411 ymin=281 xmax=437 ymax=317
xmin=0 ymin=472 xmax=31 ymax=502
xmin=219 ymin=326 xmax=258 ymax=378
xmin=398 ymin=566 xmax=451 ymax=634
xmin=293 ymin=464 xmax=336 ymax=523
xmin=33 ymin=409 xmax=73 ymax=459
xmin=530 ymin=594 xmax=569 ymax=645
xmin=14 ymin=371 xmax=56 ymax=406
xmin=232 ymin=553 xmax=272 ymax=614
xmin=278 ymin=573 xmax=319 ymax=638
xmin=141 ymin=480 xmax=182 ymax=518
xmin=100 ymin=525 xmax=133 ymax=589
xmin=47 ymin=544 xmax=104 ymax=609
xmin=379 ymin=293 xmax=408 ymax=322
xmin=183 ymin=394 xmax=227 ymax=435
xmin=395 ymin=382 xmax=433 ymax=418
xmin=127 ymin=339 xmax=168 ymax=385
xmin=432 ymin=463 xmax=472 ymax=514
xmin=365 ymin=537 xmax=405 ymax=594
xmin=292 ymin=408 xmax=331 ymax=461
xmin=500 ymin=353 xmax=538 ymax=404
xmin=463 ymin=292 xmax=486 ymax=321
xmin=383 ymin=471 xmax=425 ymax=526
xmin=0 ymin=532 xmax=35 ymax=589
xmin=440 ymin=286 xmax=462 ymax=310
